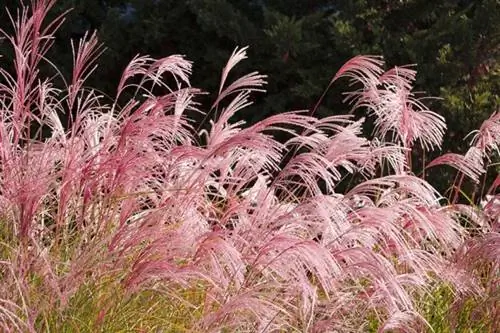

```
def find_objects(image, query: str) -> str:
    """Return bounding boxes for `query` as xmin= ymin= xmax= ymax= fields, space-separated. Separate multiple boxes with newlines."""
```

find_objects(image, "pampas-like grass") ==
xmin=0 ymin=1 xmax=497 ymax=332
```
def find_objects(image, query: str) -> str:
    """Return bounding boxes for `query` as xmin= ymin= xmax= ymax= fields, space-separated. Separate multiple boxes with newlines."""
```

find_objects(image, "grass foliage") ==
xmin=0 ymin=1 xmax=498 ymax=332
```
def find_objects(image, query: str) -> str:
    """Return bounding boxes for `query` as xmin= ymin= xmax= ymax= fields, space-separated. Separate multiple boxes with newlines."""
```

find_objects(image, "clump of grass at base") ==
xmin=416 ymin=282 xmax=498 ymax=333
xmin=37 ymin=279 xmax=207 ymax=332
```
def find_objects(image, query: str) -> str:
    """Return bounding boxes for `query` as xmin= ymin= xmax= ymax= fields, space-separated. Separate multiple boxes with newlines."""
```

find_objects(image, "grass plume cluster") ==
xmin=0 ymin=1 xmax=498 ymax=332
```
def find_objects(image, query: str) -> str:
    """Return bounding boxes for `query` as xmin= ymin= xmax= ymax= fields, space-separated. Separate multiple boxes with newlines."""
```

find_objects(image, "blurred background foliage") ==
xmin=1 ymin=0 xmax=498 ymax=193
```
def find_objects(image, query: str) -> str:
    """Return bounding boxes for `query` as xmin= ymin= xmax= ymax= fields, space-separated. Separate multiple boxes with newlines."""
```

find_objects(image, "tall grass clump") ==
xmin=0 ymin=1 xmax=498 ymax=332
